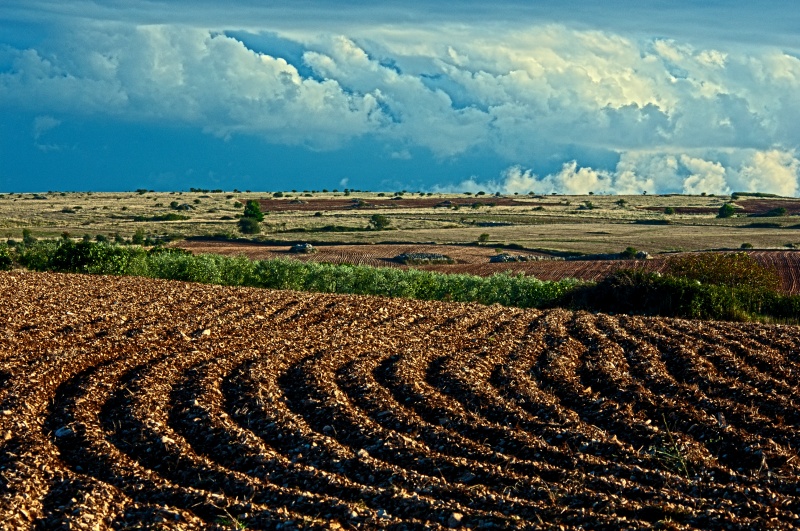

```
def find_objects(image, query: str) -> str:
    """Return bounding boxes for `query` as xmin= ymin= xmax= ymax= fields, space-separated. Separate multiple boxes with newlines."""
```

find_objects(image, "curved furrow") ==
xmin=47 ymin=345 xmax=325 ymax=529
xmin=115 ymin=346 xmax=343 ymax=528
xmin=169 ymin=348 xmax=409 ymax=528
xmin=635 ymin=318 xmax=797 ymax=470
xmin=641 ymin=320 xmax=800 ymax=481
xmin=649 ymin=319 xmax=800 ymax=434
xmin=595 ymin=315 xmax=800 ymax=518
xmin=4 ymin=271 xmax=800 ymax=529
xmin=280 ymin=351 xmax=537 ymax=526
xmin=565 ymin=313 xmax=800 ymax=519
xmin=677 ymin=320 xmax=799 ymax=384
xmin=43 ymin=355 xmax=215 ymax=528
xmin=225 ymin=351 xmax=488 ymax=529
xmin=363 ymin=313 xmax=661 ymax=522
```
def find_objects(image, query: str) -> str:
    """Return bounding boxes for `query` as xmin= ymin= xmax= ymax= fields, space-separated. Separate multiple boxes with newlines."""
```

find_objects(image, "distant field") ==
xmin=2 ymin=191 xmax=800 ymax=255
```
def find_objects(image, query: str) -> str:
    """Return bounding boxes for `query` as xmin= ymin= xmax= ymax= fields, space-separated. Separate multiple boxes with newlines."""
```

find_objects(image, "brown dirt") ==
xmin=640 ymin=198 xmax=800 ymax=216
xmin=176 ymin=241 xmax=800 ymax=294
xmin=1 ymin=271 xmax=799 ymax=529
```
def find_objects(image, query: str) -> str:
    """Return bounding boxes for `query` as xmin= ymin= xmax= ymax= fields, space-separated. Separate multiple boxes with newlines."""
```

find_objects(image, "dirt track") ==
xmin=1 ymin=271 xmax=799 ymax=529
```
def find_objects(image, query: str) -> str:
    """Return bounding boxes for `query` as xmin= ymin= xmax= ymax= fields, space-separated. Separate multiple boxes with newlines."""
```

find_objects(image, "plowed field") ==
xmin=256 ymin=197 xmax=537 ymax=212
xmin=2 ymin=272 xmax=800 ymax=528
xmin=177 ymin=242 xmax=800 ymax=294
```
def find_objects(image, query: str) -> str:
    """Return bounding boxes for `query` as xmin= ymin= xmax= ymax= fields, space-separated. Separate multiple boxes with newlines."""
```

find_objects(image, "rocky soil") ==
xmin=1 ymin=271 xmax=799 ymax=529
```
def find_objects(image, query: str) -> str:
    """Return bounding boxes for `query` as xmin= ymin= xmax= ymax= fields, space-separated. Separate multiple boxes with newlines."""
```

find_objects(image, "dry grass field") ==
xmin=1 ymin=271 xmax=799 ymax=529
xmin=2 ymin=191 xmax=800 ymax=254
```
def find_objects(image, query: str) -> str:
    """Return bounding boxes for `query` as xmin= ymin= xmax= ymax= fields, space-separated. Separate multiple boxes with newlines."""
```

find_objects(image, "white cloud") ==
xmin=2 ymin=19 xmax=800 ymax=194
xmin=436 ymin=148 xmax=800 ymax=196
xmin=732 ymin=149 xmax=800 ymax=196
xmin=679 ymin=155 xmax=729 ymax=195
xmin=32 ymin=115 xmax=60 ymax=139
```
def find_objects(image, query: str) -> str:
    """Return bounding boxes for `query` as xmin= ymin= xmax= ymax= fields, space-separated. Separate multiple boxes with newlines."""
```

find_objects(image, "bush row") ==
xmin=564 ymin=268 xmax=800 ymax=322
xmin=6 ymin=240 xmax=800 ymax=322
xmin=12 ymin=240 xmax=579 ymax=308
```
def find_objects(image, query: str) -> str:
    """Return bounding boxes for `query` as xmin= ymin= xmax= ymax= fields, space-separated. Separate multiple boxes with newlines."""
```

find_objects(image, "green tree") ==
xmin=478 ymin=233 xmax=490 ymax=243
xmin=131 ymin=229 xmax=146 ymax=245
xmin=368 ymin=214 xmax=391 ymax=231
xmin=238 ymin=217 xmax=261 ymax=234
xmin=664 ymin=207 xmax=676 ymax=215
xmin=243 ymin=200 xmax=265 ymax=222
xmin=718 ymin=203 xmax=736 ymax=218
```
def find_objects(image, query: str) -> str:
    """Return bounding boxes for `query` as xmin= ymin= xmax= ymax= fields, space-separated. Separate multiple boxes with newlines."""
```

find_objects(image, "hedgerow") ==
xmin=8 ymin=240 xmax=579 ymax=309
xmin=5 ymin=241 xmax=799 ymax=322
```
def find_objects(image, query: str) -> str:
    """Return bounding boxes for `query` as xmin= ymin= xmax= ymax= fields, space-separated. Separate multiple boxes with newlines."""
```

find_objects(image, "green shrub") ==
xmin=131 ymin=229 xmax=146 ymax=245
xmin=0 ymin=244 xmax=12 ymax=270
xmin=17 ymin=241 xmax=59 ymax=271
xmin=478 ymin=233 xmax=490 ymax=243
xmin=666 ymin=252 xmax=779 ymax=291
xmin=238 ymin=217 xmax=261 ymax=234
xmin=664 ymin=207 xmax=675 ymax=215
xmin=718 ymin=203 xmax=736 ymax=218
xmin=22 ymin=229 xmax=36 ymax=245
xmin=761 ymin=207 xmax=787 ymax=217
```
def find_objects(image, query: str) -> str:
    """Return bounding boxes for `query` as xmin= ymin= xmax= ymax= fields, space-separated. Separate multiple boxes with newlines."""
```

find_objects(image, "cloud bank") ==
xmin=1 ymin=15 xmax=799 ymax=194
xmin=445 ymin=149 xmax=800 ymax=196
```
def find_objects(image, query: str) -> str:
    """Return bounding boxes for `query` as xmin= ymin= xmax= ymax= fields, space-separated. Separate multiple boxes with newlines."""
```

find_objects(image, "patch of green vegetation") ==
xmin=8 ymin=239 xmax=799 ymax=323
xmin=132 ymin=213 xmax=190 ymax=222
xmin=281 ymin=225 xmax=366 ymax=233
xmin=743 ymin=222 xmax=782 ymax=229
xmin=730 ymin=191 xmax=780 ymax=199
xmin=750 ymin=207 xmax=787 ymax=218
xmin=717 ymin=203 xmax=736 ymax=218
xmin=634 ymin=219 xmax=671 ymax=225
xmin=563 ymin=253 xmax=794 ymax=322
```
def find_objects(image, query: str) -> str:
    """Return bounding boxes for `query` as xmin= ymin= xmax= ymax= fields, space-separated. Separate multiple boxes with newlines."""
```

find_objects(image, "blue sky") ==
xmin=1 ymin=1 xmax=800 ymax=194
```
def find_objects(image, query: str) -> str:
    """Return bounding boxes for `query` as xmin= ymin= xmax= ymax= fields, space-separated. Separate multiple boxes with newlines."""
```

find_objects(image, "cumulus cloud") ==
xmin=2 ymin=18 xmax=800 ymax=193
xmin=438 ymin=149 xmax=800 ymax=195
xmin=1 ymin=24 xmax=385 ymax=148
xmin=732 ymin=150 xmax=800 ymax=196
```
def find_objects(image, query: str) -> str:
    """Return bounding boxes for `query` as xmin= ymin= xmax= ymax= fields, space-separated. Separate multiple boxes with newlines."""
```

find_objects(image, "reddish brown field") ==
xmin=1 ymin=271 xmax=799 ymax=529
xmin=256 ymin=196 xmax=538 ymax=212
xmin=640 ymin=198 xmax=800 ymax=216
xmin=177 ymin=241 xmax=800 ymax=294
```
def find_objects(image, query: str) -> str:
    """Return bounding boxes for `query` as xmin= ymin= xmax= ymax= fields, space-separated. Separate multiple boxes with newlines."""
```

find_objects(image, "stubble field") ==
xmin=1 ymin=271 xmax=799 ymax=529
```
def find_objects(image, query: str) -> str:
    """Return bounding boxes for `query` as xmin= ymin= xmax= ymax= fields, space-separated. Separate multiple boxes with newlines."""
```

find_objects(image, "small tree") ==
xmin=664 ymin=207 xmax=676 ymax=215
xmin=368 ymin=214 xmax=391 ymax=231
xmin=238 ymin=217 xmax=261 ymax=234
xmin=131 ymin=229 xmax=146 ymax=245
xmin=22 ymin=229 xmax=36 ymax=245
xmin=478 ymin=233 xmax=490 ymax=243
xmin=718 ymin=203 xmax=736 ymax=218
xmin=243 ymin=200 xmax=265 ymax=222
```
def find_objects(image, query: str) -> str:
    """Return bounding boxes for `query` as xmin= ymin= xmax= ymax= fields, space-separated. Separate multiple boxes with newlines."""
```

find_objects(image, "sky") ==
xmin=1 ymin=1 xmax=800 ymax=195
